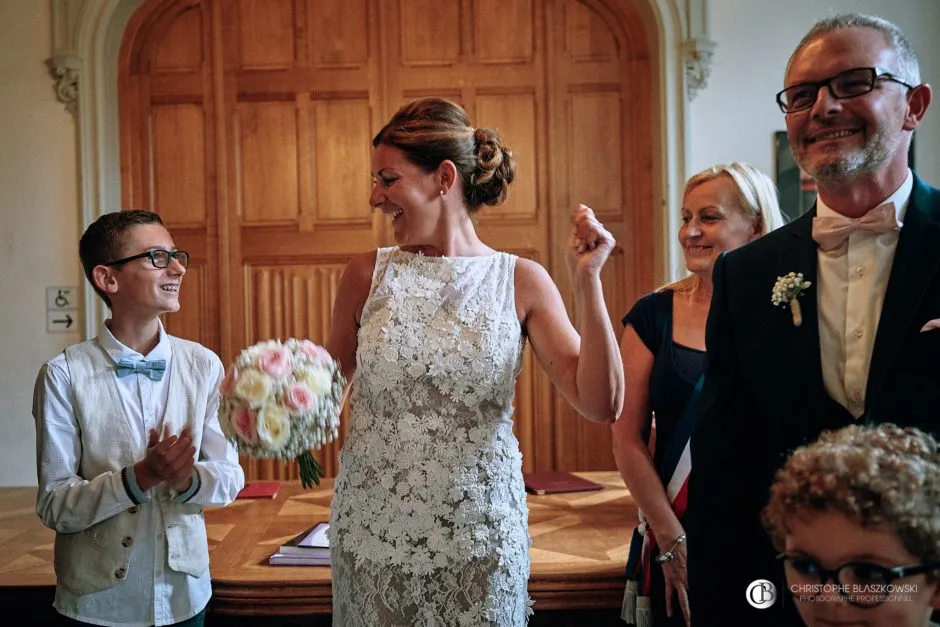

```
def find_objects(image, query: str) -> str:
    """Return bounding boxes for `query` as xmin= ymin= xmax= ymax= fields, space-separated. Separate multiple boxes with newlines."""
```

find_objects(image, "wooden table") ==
xmin=0 ymin=471 xmax=636 ymax=617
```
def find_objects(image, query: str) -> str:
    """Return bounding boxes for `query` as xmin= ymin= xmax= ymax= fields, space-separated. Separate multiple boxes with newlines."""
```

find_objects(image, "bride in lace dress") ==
xmin=325 ymin=97 xmax=625 ymax=626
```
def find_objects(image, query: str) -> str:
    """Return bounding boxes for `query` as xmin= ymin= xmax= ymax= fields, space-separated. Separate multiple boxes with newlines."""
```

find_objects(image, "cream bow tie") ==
xmin=811 ymin=204 xmax=900 ymax=252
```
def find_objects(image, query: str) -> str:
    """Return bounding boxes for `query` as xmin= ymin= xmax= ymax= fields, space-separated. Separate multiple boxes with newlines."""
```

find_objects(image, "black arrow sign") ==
xmin=52 ymin=314 xmax=74 ymax=329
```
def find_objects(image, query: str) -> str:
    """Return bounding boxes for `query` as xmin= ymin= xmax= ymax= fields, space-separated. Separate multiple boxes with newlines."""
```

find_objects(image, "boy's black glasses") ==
xmin=779 ymin=554 xmax=940 ymax=608
xmin=104 ymin=249 xmax=190 ymax=269
xmin=776 ymin=66 xmax=915 ymax=113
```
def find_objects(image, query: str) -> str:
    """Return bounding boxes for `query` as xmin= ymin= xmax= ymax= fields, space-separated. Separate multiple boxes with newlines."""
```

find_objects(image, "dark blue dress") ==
xmin=623 ymin=290 xmax=705 ymax=472
xmin=622 ymin=289 xmax=705 ymax=626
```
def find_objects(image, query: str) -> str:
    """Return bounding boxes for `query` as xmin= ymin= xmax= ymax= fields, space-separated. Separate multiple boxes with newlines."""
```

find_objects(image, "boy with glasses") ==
xmin=32 ymin=210 xmax=244 ymax=626
xmin=687 ymin=13 xmax=938 ymax=627
xmin=763 ymin=423 xmax=940 ymax=627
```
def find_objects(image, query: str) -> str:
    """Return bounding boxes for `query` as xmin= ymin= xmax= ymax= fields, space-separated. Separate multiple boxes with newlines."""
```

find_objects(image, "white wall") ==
xmin=0 ymin=0 xmax=82 ymax=486
xmin=691 ymin=0 xmax=940 ymax=184
xmin=0 ymin=1 xmax=938 ymax=485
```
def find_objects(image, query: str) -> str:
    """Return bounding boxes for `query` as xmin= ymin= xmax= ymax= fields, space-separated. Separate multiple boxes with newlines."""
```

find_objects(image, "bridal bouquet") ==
xmin=219 ymin=338 xmax=346 ymax=488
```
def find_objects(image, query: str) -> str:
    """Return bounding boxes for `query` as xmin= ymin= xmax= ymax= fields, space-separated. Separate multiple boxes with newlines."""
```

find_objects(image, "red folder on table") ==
xmin=523 ymin=471 xmax=603 ymax=495
xmin=236 ymin=481 xmax=281 ymax=499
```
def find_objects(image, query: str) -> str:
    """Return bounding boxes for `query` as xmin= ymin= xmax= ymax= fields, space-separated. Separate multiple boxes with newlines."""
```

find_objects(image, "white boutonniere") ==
xmin=771 ymin=272 xmax=812 ymax=327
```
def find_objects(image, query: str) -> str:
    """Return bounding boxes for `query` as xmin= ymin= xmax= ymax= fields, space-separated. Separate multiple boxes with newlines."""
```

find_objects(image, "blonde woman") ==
xmin=614 ymin=163 xmax=784 ymax=626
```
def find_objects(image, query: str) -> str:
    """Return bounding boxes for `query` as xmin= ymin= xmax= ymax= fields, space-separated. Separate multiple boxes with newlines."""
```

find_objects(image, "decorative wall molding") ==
xmin=682 ymin=37 xmax=716 ymax=101
xmin=45 ymin=54 xmax=81 ymax=116
xmin=672 ymin=0 xmax=716 ymax=102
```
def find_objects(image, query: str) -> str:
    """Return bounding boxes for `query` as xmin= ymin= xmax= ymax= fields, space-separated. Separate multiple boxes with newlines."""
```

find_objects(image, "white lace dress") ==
xmin=329 ymin=247 xmax=532 ymax=626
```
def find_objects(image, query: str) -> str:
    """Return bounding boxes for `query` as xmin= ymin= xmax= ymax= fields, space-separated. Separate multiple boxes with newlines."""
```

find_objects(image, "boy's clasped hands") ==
xmin=135 ymin=424 xmax=196 ymax=493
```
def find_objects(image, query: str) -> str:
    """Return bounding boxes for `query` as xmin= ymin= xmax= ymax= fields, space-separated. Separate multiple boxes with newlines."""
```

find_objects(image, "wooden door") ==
xmin=119 ymin=0 xmax=653 ymax=480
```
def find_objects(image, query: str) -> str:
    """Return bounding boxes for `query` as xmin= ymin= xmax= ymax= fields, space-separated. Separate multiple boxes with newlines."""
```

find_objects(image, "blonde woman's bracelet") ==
xmin=654 ymin=532 xmax=687 ymax=564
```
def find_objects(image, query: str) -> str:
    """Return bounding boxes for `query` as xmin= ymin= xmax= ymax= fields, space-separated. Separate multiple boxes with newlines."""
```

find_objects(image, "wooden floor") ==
xmin=0 ymin=472 xmax=636 ymax=625
xmin=0 ymin=593 xmax=625 ymax=627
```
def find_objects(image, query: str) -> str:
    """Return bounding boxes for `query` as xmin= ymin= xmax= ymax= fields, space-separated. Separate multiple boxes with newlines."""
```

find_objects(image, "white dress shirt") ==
xmin=33 ymin=319 xmax=242 ymax=626
xmin=816 ymin=169 xmax=913 ymax=417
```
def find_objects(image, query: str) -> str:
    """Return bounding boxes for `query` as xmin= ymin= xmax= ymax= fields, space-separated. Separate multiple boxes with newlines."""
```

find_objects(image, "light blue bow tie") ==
xmin=115 ymin=357 xmax=166 ymax=381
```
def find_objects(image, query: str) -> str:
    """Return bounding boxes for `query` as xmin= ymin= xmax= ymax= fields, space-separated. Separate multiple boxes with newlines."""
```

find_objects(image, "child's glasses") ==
xmin=104 ymin=249 xmax=190 ymax=269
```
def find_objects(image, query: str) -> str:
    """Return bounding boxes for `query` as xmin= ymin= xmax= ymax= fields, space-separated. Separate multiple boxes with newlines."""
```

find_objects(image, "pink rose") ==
xmin=232 ymin=405 xmax=258 ymax=444
xmin=299 ymin=340 xmax=331 ymax=364
xmin=257 ymin=346 xmax=293 ymax=379
xmin=220 ymin=365 xmax=238 ymax=396
xmin=284 ymin=383 xmax=318 ymax=413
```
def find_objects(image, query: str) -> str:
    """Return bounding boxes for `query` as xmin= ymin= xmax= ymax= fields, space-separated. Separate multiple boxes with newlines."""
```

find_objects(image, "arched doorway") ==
xmin=49 ymin=0 xmax=714 ymax=480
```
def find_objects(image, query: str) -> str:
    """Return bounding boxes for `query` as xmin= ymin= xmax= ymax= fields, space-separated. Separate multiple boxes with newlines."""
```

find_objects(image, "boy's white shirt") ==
xmin=34 ymin=319 xmax=244 ymax=627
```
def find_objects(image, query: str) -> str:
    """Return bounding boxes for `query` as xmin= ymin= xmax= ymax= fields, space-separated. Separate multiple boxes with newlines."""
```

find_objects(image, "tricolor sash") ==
xmin=621 ymin=375 xmax=703 ymax=625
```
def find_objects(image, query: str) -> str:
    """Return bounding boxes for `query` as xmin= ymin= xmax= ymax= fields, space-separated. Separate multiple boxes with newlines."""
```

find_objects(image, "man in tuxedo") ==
xmin=687 ymin=14 xmax=937 ymax=627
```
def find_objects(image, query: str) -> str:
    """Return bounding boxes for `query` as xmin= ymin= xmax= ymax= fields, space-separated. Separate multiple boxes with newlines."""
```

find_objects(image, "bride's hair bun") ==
xmin=373 ymin=97 xmax=516 ymax=213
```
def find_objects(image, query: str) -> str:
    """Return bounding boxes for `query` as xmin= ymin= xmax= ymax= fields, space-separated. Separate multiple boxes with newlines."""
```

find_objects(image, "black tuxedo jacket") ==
xmin=686 ymin=175 xmax=940 ymax=626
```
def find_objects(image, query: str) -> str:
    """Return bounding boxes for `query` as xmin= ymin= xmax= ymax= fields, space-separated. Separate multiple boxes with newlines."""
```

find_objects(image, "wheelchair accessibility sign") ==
xmin=46 ymin=286 xmax=79 ymax=332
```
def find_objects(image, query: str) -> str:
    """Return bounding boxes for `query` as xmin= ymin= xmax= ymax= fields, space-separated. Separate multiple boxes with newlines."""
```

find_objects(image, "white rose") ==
xmin=256 ymin=404 xmax=291 ymax=451
xmin=234 ymin=369 xmax=273 ymax=408
xmin=301 ymin=367 xmax=332 ymax=395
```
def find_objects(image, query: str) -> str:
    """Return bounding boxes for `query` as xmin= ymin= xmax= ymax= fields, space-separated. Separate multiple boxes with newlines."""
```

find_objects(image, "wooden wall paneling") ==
xmin=309 ymin=98 xmax=373 ymax=226
xmin=194 ymin=0 xmax=221 ymax=355
xmin=385 ymin=0 xmax=462 ymax=101
xmin=122 ymin=1 xmax=204 ymax=76
xmin=237 ymin=99 xmax=301 ymax=224
xmin=398 ymin=0 xmax=461 ymax=66
xmin=504 ymin=249 xmax=554 ymax=474
xmin=626 ymin=55 xmax=655 ymax=301
xmin=296 ymin=93 xmax=314 ymax=233
xmin=237 ymin=0 xmax=296 ymax=70
xmin=567 ymin=90 xmax=623 ymax=219
xmin=473 ymin=0 xmax=534 ymax=64
xmin=245 ymin=263 xmax=345 ymax=365
xmin=547 ymin=0 xmax=651 ymax=472
xmin=186 ymin=3 xmax=220 ymax=353
xmin=293 ymin=0 xmax=310 ymax=66
xmin=364 ymin=0 xmax=388 ymax=247
xmin=523 ymin=6 xmax=553 ymax=472
xmin=120 ymin=0 xmax=221 ymax=353
xmin=475 ymin=92 xmax=538 ymax=222
xmin=216 ymin=0 xmax=246 ymax=363
xmin=160 ymin=226 xmax=216 ymax=349
xmin=565 ymin=0 xmax=619 ymax=61
xmin=513 ymin=343 xmax=537 ymax=474
xmin=309 ymin=0 xmax=370 ymax=68
xmin=119 ymin=2 xmax=155 ymax=209
xmin=151 ymin=103 xmax=208 ymax=225
xmin=118 ymin=72 xmax=146 ymax=210
xmin=151 ymin=4 xmax=204 ymax=72
xmin=163 ymin=262 xmax=209 ymax=341
xmin=602 ymin=249 xmax=629 ymax=344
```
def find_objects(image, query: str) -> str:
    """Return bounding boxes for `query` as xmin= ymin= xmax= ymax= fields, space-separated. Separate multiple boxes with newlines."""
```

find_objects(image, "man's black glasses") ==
xmin=780 ymin=554 xmax=940 ymax=608
xmin=776 ymin=66 xmax=915 ymax=113
xmin=104 ymin=249 xmax=190 ymax=269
